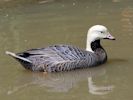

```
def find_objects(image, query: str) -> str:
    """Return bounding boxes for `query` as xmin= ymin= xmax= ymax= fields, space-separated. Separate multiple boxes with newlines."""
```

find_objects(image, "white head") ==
xmin=86 ymin=25 xmax=115 ymax=52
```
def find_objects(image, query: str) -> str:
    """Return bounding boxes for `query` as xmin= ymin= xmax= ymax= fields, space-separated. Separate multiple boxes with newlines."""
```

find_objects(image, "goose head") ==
xmin=86 ymin=25 xmax=115 ymax=52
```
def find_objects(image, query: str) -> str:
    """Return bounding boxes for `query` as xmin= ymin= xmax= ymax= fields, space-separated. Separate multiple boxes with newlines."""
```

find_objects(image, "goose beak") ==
xmin=104 ymin=33 xmax=116 ymax=40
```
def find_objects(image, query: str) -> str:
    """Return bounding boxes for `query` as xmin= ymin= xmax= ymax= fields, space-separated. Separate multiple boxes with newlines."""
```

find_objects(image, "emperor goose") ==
xmin=6 ymin=25 xmax=115 ymax=72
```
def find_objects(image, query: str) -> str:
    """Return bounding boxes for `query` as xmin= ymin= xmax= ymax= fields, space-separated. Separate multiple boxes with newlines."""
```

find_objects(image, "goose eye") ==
xmin=100 ymin=31 xmax=104 ymax=33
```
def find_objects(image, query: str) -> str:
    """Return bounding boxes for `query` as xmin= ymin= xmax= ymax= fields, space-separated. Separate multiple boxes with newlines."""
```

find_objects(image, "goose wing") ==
xmin=17 ymin=45 xmax=94 ymax=72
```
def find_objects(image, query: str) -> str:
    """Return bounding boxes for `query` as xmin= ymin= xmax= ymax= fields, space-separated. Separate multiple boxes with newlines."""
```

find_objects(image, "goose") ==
xmin=6 ymin=25 xmax=115 ymax=72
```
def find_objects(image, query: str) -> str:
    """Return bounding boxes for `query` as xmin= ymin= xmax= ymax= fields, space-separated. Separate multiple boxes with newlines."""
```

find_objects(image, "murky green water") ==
xmin=0 ymin=0 xmax=133 ymax=100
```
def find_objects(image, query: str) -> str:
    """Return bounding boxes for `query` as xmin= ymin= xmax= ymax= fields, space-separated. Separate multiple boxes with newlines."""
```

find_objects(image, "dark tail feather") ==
xmin=5 ymin=51 xmax=32 ymax=63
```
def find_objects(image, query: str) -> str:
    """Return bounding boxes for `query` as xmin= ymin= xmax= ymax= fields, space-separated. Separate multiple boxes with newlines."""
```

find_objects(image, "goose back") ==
xmin=16 ymin=41 xmax=107 ymax=72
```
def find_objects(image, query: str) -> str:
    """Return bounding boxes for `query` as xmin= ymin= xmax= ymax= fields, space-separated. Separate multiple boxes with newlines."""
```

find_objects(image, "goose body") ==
xmin=6 ymin=25 xmax=115 ymax=72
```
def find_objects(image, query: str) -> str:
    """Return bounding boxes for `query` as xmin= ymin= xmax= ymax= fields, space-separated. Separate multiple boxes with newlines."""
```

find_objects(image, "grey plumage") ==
xmin=6 ymin=40 xmax=107 ymax=72
xmin=6 ymin=25 xmax=115 ymax=72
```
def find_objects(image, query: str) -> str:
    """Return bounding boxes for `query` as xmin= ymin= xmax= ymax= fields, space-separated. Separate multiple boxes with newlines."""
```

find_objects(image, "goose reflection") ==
xmin=7 ymin=67 xmax=114 ymax=95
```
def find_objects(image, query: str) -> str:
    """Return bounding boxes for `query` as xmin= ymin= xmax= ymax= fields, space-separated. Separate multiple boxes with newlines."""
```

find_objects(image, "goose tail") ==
xmin=5 ymin=51 xmax=32 ymax=63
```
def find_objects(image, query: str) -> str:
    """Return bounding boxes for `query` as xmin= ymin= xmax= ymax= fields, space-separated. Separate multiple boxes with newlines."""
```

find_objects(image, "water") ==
xmin=0 ymin=0 xmax=133 ymax=100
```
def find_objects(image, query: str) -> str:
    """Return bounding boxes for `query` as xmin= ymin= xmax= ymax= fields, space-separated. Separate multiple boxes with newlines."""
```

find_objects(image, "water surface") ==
xmin=0 ymin=0 xmax=133 ymax=100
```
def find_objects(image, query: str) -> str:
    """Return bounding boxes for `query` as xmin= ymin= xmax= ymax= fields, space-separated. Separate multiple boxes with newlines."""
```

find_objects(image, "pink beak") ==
xmin=105 ymin=33 xmax=115 ymax=40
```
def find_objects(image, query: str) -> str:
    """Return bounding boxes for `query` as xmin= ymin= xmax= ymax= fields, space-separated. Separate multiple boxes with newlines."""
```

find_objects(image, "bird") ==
xmin=6 ymin=25 xmax=115 ymax=72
